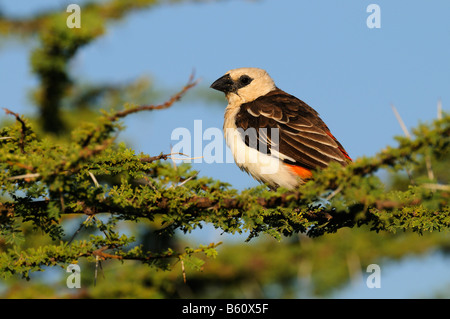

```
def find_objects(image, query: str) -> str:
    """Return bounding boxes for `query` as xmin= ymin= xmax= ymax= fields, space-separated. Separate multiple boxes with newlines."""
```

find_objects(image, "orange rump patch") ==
xmin=286 ymin=164 xmax=313 ymax=180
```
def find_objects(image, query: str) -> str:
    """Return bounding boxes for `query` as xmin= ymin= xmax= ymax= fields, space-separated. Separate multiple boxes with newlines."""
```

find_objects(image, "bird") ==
xmin=210 ymin=67 xmax=352 ymax=190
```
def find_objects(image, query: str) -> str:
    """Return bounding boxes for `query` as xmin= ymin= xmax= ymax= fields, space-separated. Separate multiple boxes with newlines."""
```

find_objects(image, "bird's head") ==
xmin=210 ymin=67 xmax=276 ymax=103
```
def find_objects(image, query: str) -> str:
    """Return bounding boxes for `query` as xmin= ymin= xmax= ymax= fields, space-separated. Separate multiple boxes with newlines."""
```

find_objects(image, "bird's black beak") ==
xmin=210 ymin=74 xmax=235 ymax=94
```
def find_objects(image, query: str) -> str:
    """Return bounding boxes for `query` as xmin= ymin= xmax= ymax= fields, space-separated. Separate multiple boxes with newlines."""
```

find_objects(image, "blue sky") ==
xmin=1 ymin=0 xmax=450 ymax=298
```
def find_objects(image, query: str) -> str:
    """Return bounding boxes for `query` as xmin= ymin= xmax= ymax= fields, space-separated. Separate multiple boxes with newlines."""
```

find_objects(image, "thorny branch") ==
xmin=107 ymin=73 xmax=198 ymax=122
xmin=79 ymin=73 xmax=198 ymax=148
xmin=140 ymin=152 xmax=188 ymax=163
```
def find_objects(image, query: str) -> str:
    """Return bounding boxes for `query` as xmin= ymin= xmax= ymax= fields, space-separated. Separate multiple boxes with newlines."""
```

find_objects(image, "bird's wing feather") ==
xmin=235 ymin=89 xmax=351 ymax=170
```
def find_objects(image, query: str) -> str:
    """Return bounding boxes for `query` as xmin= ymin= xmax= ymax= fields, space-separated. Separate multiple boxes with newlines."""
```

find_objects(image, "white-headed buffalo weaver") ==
xmin=210 ymin=67 xmax=351 ymax=190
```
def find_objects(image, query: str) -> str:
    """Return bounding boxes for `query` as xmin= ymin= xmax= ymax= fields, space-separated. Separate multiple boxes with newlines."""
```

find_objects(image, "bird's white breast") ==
xmin=223 ymin=103 xmax=300 ymax=189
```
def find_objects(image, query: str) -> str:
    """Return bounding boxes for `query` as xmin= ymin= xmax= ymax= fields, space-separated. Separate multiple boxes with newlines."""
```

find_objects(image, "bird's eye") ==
xmin=239 ymin=75 xmax=252 ymax=86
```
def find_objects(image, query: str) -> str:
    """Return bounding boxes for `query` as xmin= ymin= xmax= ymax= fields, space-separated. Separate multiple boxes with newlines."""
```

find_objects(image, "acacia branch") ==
xmin=79 ymin=73 xmax=198 ymax=149
xmin=140 ymin=152 xmax=189 ymax=163
xmin=107 ymin=73 xmax=198 ymax=122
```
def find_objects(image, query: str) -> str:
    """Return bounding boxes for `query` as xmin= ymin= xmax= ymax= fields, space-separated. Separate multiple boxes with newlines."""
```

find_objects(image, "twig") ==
xmin=3 ymin=108 xmax=27 ymax=153
xmin=425 ymin=154 xmax=435 ymax=181
xmin=94 ymin=255 xmax=105 ymax=287
xmin=391 ymin=104 xmax=411 ymax=138
xmin=437 ymin=99 xmax=442 ymax=120
xmin=181 ymin=259 xmax=186 ymax=284
xmin=7 ymin=173 xmax=40 ymax=181
xmin=390 ymin=104 xmax=415 ymax=184
xmin=423 ymin=100 xmax=443 ymax=181
xmin=326 ymin=185 xmax=343 ymax=201
xmin=140 ymin=152 xmax=188 ymax=163
xmin=92 ymin=245 xmax=121 ymax=260
xmin=175 ymin=172 xmax=199 ymax=188
xmin=78 ymin=74 xmax=197 ymax=152
xmin=107 ymin=73 xmax=198 ymax=122
xmin=92 ymin=216 xmax=112 ymax=240
xmin=88 ymin=171 xmax=100 ymax=187
xmin=170 ymin=145 xmax=177 ymax=172
xmin=68 ymin=215 xmax=94 ymax=244
xmin=94 ymin=255 xmax=100 ymax=286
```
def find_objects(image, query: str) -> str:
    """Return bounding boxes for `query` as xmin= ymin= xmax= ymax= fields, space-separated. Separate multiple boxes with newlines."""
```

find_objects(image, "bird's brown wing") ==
xmin=235 ymin=88 xmax=351 ymax=171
